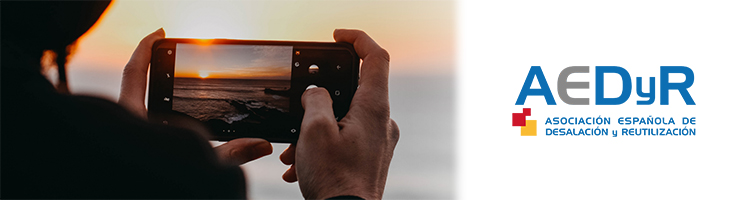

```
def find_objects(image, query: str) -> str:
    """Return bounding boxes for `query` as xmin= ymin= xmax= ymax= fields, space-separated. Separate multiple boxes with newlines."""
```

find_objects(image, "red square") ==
xmin=512 ymin=108 xmax=532 ymax=127
xmin=512 ymin=113 xmax=526 ymax=126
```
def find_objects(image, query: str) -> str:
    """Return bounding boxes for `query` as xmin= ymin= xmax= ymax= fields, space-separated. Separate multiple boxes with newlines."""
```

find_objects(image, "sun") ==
xmin=199 ymin=71 xmax=209 ymax=78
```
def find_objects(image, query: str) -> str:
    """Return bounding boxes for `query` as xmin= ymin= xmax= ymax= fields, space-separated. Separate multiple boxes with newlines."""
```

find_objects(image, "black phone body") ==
xmin=148 ymin=39 xmax=359 ymax=143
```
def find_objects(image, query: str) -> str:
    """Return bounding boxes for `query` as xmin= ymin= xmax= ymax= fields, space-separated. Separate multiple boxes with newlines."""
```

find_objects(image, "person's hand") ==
xmin=213 ymin=138 xmax=272 ymax=166
xmin=279 ymin=29 xmax=400 ymax=199
xmin=118 ymin=28 xmax=272 ymax=166
xmin=118 ymin=28 xmax=164 ymax=119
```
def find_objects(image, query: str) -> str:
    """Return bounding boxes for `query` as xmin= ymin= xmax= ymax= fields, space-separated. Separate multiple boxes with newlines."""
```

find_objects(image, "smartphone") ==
xmin=148 ymin=39 xmax=359 ymax=143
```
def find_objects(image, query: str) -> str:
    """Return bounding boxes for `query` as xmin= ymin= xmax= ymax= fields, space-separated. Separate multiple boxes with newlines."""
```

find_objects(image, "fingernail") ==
xmin=154 ymin=28 xmax=165 ymax=35
xmin=306 ymin=84 xmax=318 ymax=91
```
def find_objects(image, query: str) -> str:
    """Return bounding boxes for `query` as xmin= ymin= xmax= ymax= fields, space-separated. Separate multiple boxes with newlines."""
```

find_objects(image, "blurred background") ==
xmin=67 ymin=0 xmax=454 ymax=199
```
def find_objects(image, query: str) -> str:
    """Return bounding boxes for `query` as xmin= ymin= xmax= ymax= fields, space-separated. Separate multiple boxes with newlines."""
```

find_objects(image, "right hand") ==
xmin=279 ymin=29 xmax=400 ymax=199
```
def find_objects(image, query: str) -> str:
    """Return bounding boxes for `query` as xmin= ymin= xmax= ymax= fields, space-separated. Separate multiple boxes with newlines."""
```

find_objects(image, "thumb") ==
xmin=300 ymin=85 xmax=338 ymax=140
xmin=214 ymin=138 xmax=273 ymax=166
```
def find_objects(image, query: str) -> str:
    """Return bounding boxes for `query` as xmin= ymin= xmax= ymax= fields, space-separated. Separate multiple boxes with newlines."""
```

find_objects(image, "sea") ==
xmin=172 ymin=77 xmax=290 ymax=124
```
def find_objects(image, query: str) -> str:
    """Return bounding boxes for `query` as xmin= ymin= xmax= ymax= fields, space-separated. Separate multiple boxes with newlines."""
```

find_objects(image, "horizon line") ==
xmin=174 ymin=77 xmax=290 ymax=81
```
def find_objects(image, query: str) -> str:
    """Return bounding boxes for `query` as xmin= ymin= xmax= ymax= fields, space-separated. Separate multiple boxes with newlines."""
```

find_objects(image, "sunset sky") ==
xmin=174 ymin=44 xmax=292 ymax=80
xmin=66 ymin=0 xmax=453 ymax=99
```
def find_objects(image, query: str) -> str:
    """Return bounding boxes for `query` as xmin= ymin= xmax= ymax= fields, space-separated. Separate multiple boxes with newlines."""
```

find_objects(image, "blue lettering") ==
xmin=596 ymin=66 xmax=632 ymax=105
xmin=660 ymin=66 xmax=695 ymax=105
xmin=516 ymin=66 xmax=556 ymax=105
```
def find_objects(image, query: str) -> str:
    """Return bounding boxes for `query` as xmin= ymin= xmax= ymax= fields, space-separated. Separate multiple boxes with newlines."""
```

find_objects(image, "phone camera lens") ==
xmin=309 ymin=64 xmax=319 ymax=74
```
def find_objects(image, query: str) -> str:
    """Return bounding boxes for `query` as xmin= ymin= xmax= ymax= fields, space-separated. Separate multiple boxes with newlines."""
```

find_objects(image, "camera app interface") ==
xmin=172 ymin=43 xmax=292 ymax=132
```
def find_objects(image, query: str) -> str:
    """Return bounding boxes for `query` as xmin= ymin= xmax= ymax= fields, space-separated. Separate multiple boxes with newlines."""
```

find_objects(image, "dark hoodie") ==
xmin=1 ymin=2 xmax=246 ymax=198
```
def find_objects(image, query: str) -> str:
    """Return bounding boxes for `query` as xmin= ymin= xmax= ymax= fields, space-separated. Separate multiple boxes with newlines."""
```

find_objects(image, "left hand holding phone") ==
xmin=118 ymin=28 xmax=272 ymax=166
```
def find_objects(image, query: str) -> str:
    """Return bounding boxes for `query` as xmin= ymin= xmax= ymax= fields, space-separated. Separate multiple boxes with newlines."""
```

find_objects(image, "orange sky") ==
xmin=66 ymin=0 xmax=454 ymax=99
xmin=173 ymin=43 xmax=292 ymax=80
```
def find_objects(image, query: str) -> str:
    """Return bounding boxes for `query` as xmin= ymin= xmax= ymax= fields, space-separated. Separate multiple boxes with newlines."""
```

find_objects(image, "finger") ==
xmin=333 ymin=29 xmax=390 ymax=105
xmin=333 ymin=29 xmax=390 ymax=120
xmin=280 ymin=144 xmax=296 ymax=165
xmin=300 ymin=86 xmax=339 ymax=140
xmin=214 ymin=138 xmax=273 ymax=166
xmin=118 ymin=28 xmax=165 ymax=118
xmin=282 ymin=164 xmax=298 ymax=183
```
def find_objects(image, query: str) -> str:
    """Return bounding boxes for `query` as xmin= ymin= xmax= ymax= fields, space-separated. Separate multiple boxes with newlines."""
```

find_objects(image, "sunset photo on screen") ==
xmin=172 ymin=43 xmax=292 ymax=129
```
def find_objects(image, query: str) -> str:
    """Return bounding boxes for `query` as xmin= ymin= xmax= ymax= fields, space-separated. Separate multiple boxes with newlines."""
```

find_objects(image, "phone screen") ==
xmin=172 ymin=44 xmax=293 ymax=129
xmin=148 ymin=39 xmax=359 ymax=142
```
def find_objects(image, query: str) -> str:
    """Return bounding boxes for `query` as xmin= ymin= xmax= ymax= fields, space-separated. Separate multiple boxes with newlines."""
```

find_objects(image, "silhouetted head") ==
xmin=1 ymin=1 xmax=111 ymax=93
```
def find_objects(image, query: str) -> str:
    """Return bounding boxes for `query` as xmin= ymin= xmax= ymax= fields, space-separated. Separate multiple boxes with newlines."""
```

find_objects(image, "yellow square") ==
xmin=521 ymin=120 xmax=536 ymax=136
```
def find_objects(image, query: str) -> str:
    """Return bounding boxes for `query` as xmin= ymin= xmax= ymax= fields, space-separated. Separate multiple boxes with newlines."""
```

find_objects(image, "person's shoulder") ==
xmin=62 ymin=94 xmax=214 ymax=155
xmin=47 ymin=94 xmax=246 ymax=197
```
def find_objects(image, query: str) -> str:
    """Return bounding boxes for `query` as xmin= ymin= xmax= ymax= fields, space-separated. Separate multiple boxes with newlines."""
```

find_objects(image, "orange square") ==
xmin=521 ymin=120 xmax=536 ymax=136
